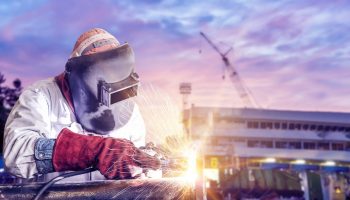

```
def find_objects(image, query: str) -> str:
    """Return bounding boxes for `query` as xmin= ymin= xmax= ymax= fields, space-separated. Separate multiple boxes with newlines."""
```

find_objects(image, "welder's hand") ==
xmin=139 ymin=143 xmax=164 ymax=179
xmin=52 ymin=128 xmax=161 ymax=179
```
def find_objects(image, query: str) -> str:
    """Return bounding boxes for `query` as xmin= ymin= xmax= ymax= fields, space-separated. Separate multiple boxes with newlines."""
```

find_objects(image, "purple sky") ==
xmin=1 ymin=0 xmax=350 ymax=112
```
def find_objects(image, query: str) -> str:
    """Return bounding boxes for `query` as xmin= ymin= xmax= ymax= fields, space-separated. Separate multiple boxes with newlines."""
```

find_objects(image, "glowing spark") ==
xmin=182 ymin=150 xmax=197 ymax=183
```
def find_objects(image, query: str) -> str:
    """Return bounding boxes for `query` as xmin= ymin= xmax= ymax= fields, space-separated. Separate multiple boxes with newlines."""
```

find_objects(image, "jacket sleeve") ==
xmin=3 ymin=86 xmax=52 ymax=178
xmin=129 ymin=104 xmax=146 ymax=148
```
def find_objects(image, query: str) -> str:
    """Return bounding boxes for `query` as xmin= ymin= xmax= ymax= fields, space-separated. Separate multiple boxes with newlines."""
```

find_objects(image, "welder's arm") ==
xmin=52 ymin=128 xmax=161 ymax=179
xmin=4 ymin=87 xmax=52 ymax=178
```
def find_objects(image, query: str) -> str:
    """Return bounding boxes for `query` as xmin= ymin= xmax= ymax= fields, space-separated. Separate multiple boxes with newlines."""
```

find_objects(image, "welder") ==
xmin=3 ymin=28 xmax=161 ymax=181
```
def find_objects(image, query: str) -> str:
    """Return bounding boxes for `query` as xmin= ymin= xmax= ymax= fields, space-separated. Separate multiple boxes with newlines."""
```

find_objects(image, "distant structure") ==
xmin=200 ymin=31 xmax=258 ymax=108
xmin=185 ymin=105 xmax=350 ymax=200
xmin=179 ymin=82 xmax=192 ymax=111
xmin=179 ymin=82 xmax=192 ymax=137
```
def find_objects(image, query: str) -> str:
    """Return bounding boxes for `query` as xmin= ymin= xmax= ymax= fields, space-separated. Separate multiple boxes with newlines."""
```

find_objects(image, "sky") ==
xmin=0 ymin=0 xmax=350 ymax=112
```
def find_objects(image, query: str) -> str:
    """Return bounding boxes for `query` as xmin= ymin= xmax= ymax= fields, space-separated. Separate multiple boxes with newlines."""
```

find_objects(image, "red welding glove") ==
xmin=52 ymin=128 xmax=161 ymax=179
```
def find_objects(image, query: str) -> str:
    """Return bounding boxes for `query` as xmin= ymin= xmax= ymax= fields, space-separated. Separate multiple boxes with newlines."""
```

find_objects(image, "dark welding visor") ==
xmin=99 ymin=72 xmax=140 ymax=107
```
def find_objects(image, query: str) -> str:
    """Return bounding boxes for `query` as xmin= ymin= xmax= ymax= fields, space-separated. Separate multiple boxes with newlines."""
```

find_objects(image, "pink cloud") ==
xmin=1 ymin=0 xmax=350 ymax=113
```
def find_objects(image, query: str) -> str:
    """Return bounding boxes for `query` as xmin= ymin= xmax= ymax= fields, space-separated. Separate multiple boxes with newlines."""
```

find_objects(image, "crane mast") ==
xmin=200 ymin=32 xmax=258 ymax=108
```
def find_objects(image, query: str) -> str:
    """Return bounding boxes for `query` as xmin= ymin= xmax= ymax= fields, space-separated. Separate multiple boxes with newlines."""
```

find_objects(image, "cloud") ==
xmin=0 ymin=0 xmax=350 ymax=112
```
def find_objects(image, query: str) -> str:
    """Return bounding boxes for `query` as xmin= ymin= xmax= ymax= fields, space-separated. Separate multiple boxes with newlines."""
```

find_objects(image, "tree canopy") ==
xmin=0 ymin=72 xmax=22 ymax=154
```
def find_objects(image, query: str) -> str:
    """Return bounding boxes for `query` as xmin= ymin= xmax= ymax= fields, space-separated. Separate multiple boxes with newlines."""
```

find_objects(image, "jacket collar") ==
xmin=55 ymin=72 xmax=75 ymax=113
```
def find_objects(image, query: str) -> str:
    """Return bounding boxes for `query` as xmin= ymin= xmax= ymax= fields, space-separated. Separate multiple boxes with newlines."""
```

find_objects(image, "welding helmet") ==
xmin=65 ymin=28 xmax=139 ymax=135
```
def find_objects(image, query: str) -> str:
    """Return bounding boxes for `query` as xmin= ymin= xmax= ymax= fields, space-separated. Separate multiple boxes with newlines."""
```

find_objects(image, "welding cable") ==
xmin=33 ymin=167 xmax=96 ymax=200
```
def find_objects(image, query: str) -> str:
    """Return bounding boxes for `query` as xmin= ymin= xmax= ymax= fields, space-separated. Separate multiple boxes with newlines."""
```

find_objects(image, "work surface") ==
xmin=0 ymin=177 xmax=196 ymax=200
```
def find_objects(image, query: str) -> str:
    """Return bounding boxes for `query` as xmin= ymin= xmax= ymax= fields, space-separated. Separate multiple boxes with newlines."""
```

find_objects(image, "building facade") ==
xmin=186 ymin=106 xmax=350 ymax=199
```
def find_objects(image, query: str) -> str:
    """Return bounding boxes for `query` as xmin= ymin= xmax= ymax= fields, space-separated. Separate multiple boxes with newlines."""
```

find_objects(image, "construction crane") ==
xmin=200 ymin=31 xmax=258 ymax=108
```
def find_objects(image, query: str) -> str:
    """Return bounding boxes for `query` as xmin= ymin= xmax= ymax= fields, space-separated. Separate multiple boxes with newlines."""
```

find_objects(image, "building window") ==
xmin=247 ymin=140 xmax=260 ymax=147
xmin=275 ymin=141 xmax=301 ymax=149
xmin=282 ymin=123 xmax=288 ymax=130
xmin=310 ymin=125 xmax=316 ymax=131
xmin=274 ymin=122 xmax=280 ymax=129
xmin=276 ymin=141 xmax=288 ymax=149
xmin=338 ymin=127 xmax=345 ymax=132
xmin=332 ymin=143 xmax=344 ymax=151
xmin=248 ymin=121 xmax=259 ymax=129
xmin=295 ymin=124 xmax=301 ymax=130
xmin=324 ymin=126 xmax=331 ymax=132
xmin=260 ymin=122 xmax=273 ymax=129
xmin=266 ymin=122 xmax=273 ymax=129
xmin=304 ymin=142 xmax=316 ymax=150
xmin=345 ymin=143 xmax=350 ymax=151
xmin=261 ymin=141 xmax=273 ymax=148
xmin=302 ymin=124 xmax=309 ymax=130
xmin=318 ymin=142 xmax=330 ymax=150
xmin=331 ymin=126 xmax=337 ymax=131
xmin=289 ymin=141 xmax=301 ymax=149
xmin=289 ymin=123 xmax=295 ymax=130
xmin=317 ymin=125 xmax=324 ymax=131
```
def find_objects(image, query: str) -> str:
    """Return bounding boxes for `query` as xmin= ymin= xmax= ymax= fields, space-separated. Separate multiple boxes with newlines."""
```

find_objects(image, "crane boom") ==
xmin=200 ymin=32 xmax=258 ymax=108
xmin=200 ymin=32 xmax=225 ymax=57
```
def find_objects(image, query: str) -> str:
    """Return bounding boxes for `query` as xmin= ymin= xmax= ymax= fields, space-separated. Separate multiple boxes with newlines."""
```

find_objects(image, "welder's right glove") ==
xmin=52 ymin=128 xmax=161 ymax=179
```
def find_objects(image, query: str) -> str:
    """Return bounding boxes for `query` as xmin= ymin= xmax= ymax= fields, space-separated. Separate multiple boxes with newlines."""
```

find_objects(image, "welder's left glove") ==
xmin=52 ymin=128 xmax=161 ymax=179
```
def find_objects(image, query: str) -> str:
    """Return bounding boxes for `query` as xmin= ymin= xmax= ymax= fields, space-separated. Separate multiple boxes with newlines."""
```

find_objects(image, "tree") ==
xmin=0 ymin=72 xmax=22 ymax=154
xmin=0 ymin=73 xmax=6 ymax=112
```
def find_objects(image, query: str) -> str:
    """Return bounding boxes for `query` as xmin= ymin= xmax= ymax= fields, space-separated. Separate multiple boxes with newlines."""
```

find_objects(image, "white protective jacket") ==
xmin=3 ymin=78 xmax=146 ymax=181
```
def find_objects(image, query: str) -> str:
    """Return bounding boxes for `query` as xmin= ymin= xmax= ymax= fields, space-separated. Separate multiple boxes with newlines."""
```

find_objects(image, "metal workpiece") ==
xmin=0 ymin=177 xmax=196 ymax=200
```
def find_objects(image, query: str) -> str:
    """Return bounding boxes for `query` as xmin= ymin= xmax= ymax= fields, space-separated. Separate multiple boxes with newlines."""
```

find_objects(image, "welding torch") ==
xmin=139 ymin=142 xmax=189 ymax=172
